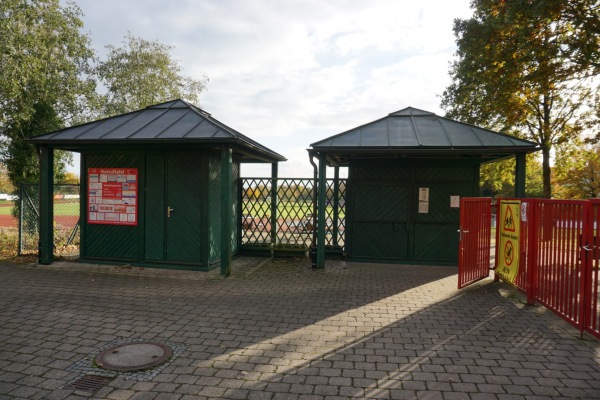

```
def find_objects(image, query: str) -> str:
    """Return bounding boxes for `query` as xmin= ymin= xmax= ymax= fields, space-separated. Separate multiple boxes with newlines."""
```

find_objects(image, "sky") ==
xmin=69 ymin=0 xmax=474 ymax=177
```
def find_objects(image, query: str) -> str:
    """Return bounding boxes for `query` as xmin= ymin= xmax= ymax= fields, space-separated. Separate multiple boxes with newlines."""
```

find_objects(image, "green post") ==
xmin=332 ymin=166 xmax=340 ymax=247
xmin=220 ymin=145 xmax=233 ymax=276
xmin=515 ymin=153 xmax=526 ymax=198
xmin=18 ymin=183 xmax=23 ymax=256
xmin=271 ymin=163 xmax=278 ymax=249
xmin=39 ymin=145 xmax=54 ymax=264
xmin=317 ymin=154 xmax=327 ymax=268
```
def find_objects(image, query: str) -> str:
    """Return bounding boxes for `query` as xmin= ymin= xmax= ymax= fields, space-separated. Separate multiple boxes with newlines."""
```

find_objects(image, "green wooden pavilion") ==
xmin=309 ymin=107 xmax=539 ymax=268
xmin=28 ymin=99 xmax=285 ymax=273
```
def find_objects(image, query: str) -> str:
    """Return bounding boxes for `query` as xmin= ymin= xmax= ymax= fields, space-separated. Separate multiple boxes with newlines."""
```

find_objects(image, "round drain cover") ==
xmin=95 ymin=342 xmax=172 ymax=372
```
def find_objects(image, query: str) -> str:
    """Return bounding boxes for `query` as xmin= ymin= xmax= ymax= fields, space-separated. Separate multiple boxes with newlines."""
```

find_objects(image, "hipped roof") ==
xmin=28 ymin=99 xmax=286 ymax=163
xmin=310 ymin=107 xmax=539 ymax=165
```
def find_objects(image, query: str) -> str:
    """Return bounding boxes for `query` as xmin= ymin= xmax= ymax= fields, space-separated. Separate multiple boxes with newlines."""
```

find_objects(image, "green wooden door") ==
xmin=350 ymin=165 xmax=411 ymax=260
xmin=145 ymin=155 xmax=204 ymax=264
xmin=166 ymin=156 xmax=203 ymax=262
xmin=351 ymin=183 xmax=410 ymax=259
xmin=348 ymin=163 xmax=477 ymax=265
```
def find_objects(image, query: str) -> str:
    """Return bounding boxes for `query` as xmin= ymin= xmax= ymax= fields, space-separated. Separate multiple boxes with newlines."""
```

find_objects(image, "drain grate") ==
xmin=63 ymin=374 xmax=114 ymax=393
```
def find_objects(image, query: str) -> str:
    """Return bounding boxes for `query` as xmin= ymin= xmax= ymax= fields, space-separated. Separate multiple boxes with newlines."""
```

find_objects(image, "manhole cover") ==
xmin=95 ymin=342 xmax=172 ymax=372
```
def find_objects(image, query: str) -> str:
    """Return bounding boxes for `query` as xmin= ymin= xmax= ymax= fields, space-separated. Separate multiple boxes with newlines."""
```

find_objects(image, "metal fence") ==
xmin=17 ymin=178 xmax=346 ymax=257
xmin=495 ymin=198 xmax=600 ymax=339
xmin=18 ymin=183 xmax=80 ymax=256
xmin=241 ymin=178 xmax=346 ymax=253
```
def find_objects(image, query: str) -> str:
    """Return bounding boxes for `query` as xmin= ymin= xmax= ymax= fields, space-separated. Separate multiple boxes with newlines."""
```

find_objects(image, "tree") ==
xmin=554 ymin=145 xmax=600 ymax=199
xmin=60 ymin=171 xmax=80 ymax=185
xmin=96 ymin=33 xmax=208 ymax=116
xmin=441 ymin=0 xmax=600 ymax=198
xmin=0 ymin=163 xmax=15 ymax=194
xmin=480 ymin=154 xmax=544 ymax=199
xmin=0 ymin=0 xmax=96 ymax=187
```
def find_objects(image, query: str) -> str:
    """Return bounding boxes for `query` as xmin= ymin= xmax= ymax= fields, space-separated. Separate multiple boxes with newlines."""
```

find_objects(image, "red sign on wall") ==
xmin=88 ymin=168 xmax=138 ymax=226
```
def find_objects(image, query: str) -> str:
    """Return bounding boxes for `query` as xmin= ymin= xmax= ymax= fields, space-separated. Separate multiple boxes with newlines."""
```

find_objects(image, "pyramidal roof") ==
xmin=28 ymin=99 xmax=285 ymax=162
xmin=311 ymin=106 xmax=538 ymax=152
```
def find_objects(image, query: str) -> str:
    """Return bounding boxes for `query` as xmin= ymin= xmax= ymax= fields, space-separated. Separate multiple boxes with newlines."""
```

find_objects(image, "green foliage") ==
xmin=554 ymin=144 xmax=600 ymax=199
xmin=0 ymin=2 xmax=209 ymax=190
xmin=96 ymin=33 xmax=208 ymax=116
xmin=0 ymin=0 xmax=96 ymax=187
xmin=0 ymin=163 xmax=14 ymax=193
xmin=441 ymin=0 xmax=599 ymax=198
xmin=480 ymin=154 xmax=543 ymax=198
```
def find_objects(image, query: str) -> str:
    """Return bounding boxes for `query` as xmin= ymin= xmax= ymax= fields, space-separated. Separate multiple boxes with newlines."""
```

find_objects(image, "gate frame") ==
xmin=490 ymin=197 xmax=600 ymax=339
xmin=458 ymin=197 xmax=492 ymax=289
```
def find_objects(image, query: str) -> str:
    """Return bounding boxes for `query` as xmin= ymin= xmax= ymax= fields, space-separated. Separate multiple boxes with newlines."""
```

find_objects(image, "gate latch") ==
xmin=457 ymin=227 xmax=469 ymax=241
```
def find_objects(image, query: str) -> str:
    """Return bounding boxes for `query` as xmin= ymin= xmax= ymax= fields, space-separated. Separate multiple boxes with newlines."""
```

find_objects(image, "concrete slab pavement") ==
xmin=1 ymin=257 xmax=599 ymax=399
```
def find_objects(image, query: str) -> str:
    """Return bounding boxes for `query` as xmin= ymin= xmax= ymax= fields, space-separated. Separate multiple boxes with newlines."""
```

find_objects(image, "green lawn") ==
xmin=53 ymin=200 xmax=80 ymax=216
xmin=242 ymin=200 xmax=345 ymax=220
xmin=0 ymin=202 xmax=12 ymax=215
xmin=0 ymin=201 xmax=79 ymax=216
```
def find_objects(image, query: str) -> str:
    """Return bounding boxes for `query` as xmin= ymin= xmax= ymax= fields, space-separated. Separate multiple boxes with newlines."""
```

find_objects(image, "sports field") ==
xmin=0 ymin=200 xmax=80 ymax=228
xmin=0 ymin=202 xmax=16 ymax=228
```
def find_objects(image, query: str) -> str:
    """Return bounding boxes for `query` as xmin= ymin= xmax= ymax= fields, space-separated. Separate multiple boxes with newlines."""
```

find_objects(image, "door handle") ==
xmin=167 ymin=207 xmax=174 ymax=217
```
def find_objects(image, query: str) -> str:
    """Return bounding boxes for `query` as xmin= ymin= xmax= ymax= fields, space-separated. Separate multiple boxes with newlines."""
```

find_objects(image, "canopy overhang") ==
xmin=309 ymin=107 xmax=539 ymax=165
xmin=28 ymin=99 xmax=286 ymax=163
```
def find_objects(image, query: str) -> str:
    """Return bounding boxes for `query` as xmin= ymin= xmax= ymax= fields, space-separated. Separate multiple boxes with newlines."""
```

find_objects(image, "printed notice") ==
xmin=88 ymin=168 xmax=138 ymax=226
xmin=497 ymin=200 xmax=521 ymax=285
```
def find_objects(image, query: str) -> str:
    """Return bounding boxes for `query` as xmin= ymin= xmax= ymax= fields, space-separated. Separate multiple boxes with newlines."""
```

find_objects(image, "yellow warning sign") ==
xmin=497 ymin=200 xmax=521 ymax=284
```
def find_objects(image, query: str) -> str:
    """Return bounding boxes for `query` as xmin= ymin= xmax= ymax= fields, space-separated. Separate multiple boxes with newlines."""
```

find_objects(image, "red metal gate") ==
xmin=584 ymin=200 xmax=600 ymax=337
xmin=487 ymin=198 xmax=600 ymax=339
xmin=458 ymin=198 xmax=492 ymax=288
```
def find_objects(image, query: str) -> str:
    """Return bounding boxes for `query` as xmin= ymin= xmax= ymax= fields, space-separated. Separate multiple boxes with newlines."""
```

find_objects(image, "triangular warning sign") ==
xmin=504 ymin=205 xmax=515 ymax=232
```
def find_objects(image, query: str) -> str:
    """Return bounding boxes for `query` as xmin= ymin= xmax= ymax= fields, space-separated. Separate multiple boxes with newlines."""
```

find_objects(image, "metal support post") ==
xmin=332 ymin=166 xmax=340 ymax=247
xmin=316 ymin=155 xmax=327 ymax=268
xmin=271 ymin=163 xmax=278 ymax=250
xmin=515 ymin=153 xmax=526 ymax=198
xmin=220 ymin=145 xmax=233 ymax=276
xmin=39 ymin=145 xmax=54 ymax=264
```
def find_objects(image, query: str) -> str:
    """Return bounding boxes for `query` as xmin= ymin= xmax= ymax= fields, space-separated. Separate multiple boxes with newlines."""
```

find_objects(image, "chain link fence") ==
xmin=18 ymin=183 xmax=80 ymax=256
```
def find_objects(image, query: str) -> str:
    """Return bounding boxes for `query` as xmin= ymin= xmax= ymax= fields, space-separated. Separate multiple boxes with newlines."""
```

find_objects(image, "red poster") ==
xmin=88 ymin=168 xmax=138 ymax=226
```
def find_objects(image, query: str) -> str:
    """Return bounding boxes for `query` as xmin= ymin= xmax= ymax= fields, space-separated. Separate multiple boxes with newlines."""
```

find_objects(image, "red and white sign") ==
xmin=88 ymin=168 xmax=138 ymax=226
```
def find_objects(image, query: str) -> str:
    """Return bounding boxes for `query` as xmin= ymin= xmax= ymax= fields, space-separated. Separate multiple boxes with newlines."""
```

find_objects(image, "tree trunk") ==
xmin=542 ymin=145 xmax=552 ymax=198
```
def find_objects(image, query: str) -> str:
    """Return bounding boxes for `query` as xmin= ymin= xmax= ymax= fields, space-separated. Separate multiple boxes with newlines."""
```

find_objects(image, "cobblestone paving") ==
xmin=1 ymin=257 xmax=599 ymax=399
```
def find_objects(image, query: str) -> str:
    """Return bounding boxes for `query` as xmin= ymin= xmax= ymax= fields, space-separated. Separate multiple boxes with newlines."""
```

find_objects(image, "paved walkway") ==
xmin=1 ymin=258 xmax=599 ymax=400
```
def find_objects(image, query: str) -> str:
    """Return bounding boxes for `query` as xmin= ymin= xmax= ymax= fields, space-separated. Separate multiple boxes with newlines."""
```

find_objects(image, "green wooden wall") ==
xmin=347 ymin=159 xmax=479 ymax=265
xmin=80 ymin=150 xmax=240 ymax=270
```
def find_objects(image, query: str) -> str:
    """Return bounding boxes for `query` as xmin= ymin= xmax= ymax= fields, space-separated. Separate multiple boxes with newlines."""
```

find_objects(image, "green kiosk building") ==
xmin=29 ymin=99 xmax=285 ymax=273
xmin=309 ymin=107 xmax=539 ymax=267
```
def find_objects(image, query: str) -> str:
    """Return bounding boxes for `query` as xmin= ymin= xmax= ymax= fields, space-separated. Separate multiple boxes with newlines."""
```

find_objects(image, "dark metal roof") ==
xmin=310 ymin=107 xmax=539 ymax=164
xmin=28 ymin=99 xmax=286 ymax=163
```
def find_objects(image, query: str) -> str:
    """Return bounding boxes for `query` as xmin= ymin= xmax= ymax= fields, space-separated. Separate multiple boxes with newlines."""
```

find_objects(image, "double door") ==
xmin=349 ymin=164 xmax=476 ymax=264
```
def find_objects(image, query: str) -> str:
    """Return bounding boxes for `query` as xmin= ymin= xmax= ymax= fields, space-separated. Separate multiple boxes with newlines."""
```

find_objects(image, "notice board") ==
xmin=88 ymin=168 xmax=138 ymax=226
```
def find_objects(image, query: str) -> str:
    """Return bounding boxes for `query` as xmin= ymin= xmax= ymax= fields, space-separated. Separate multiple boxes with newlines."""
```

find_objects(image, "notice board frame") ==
xmin=87 ymin=167 xmax=138 ymax=226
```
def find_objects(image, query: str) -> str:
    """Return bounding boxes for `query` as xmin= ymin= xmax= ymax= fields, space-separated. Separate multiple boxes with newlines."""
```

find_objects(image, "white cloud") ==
xmin=68 ymin=0 xmax=473 ymax=177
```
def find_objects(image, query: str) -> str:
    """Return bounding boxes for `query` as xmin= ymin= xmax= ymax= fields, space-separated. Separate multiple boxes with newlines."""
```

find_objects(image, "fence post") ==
xmin=526 ymin=199 xmax=538 ymax=305
xmin=18 ymin=183 xmax=23 ymax=256
xmin=271 ymin=163 xmax=278 ymax=250
xmin=581 ymin=201 xmax=593 ymax=337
